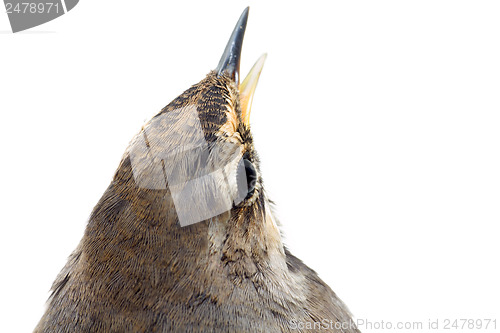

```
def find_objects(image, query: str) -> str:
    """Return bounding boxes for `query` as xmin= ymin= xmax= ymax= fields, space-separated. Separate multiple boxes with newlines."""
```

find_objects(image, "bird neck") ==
xmin=81 ymin=156 xmax=287 ymax=289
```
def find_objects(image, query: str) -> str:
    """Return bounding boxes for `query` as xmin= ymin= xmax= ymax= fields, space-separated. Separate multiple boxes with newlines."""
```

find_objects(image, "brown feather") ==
xmin=34 ymin=71 xmax=359 ymax=333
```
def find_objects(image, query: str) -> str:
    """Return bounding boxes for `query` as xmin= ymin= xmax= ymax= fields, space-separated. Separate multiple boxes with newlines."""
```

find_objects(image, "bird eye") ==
xmin=243 ymin=158 xmax=257 ymax=197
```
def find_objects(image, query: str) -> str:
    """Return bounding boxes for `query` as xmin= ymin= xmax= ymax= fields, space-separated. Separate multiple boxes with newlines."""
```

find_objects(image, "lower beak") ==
xmin=240 ymin=54 xmax=267 ymax=126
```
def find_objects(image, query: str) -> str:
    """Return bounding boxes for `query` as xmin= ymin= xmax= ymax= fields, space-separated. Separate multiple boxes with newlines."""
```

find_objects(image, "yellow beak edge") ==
xmin=239 ymin=53 xmax=267 ymax=127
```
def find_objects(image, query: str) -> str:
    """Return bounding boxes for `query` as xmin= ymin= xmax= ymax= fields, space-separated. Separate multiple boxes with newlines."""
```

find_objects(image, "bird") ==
xmin=34 ymin=7 xmax=360 ymax=333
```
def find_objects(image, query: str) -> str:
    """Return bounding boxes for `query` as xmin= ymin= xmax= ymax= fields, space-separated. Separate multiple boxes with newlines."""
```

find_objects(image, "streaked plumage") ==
xmin=35 ymin=7 xmax=360 ymax=333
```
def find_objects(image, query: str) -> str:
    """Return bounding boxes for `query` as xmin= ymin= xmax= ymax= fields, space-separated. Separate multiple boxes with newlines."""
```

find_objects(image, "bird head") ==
xmin=93 ymin=8 xmax=284 ymax=275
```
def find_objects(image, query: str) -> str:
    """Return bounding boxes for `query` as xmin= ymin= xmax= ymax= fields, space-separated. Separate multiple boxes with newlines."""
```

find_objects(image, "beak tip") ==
xmin=216 ymin=7 xmax=250 ymax=85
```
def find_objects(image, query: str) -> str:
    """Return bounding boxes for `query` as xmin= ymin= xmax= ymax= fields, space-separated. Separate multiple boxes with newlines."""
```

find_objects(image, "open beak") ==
xmin=215 ymin=7 xmax=267 ymax=127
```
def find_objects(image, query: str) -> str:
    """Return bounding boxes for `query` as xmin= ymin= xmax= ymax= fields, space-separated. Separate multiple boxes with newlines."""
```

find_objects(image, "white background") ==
xmin=1 ymin=1 xmax=499 ymax=332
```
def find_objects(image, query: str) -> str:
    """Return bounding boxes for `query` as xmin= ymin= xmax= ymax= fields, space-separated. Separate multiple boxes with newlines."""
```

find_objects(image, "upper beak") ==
xmin=216 ymin=7 xmax=266 ymax=127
